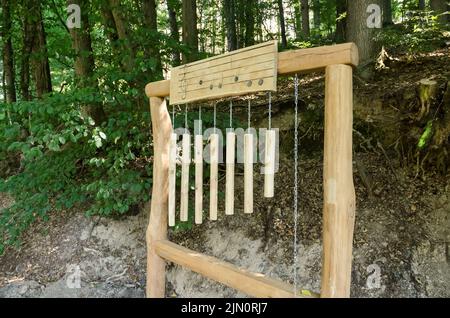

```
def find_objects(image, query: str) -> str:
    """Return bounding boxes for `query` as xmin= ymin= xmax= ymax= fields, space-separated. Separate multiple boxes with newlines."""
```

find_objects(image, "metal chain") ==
xmin=268 ymin=92 xmax=272 ymax=130
xmin=293 ymin=74 xmax=300 ymax=297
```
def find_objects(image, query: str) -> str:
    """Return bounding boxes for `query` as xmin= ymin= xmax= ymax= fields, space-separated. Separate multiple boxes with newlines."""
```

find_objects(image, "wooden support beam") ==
xmin=321 ymin=64 xmax=356 ymax=298
xmin=155 ymin=240 xmax=318 ymax=298
xmin=145 ymin=43 xmax=359 ymax=98
xmin=146 ymin=97 xmax=171 ymax=298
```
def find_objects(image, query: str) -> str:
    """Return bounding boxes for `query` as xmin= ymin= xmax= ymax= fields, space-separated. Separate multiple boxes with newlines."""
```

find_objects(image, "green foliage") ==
xmin=0 ymin=86 xmax=152 ymax=253
xmin=374 ymin=11 xmax=449 ymax=53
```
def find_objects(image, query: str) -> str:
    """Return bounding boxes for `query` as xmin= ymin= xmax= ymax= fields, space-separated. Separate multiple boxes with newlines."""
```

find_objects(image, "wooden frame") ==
xmin=145 ymin=42 xmax=358 ymax=298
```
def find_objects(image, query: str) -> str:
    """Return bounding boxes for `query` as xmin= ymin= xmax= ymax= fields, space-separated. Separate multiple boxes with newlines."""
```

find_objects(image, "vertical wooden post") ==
xmin=321 ymin=64 xmax=356 ymax=298
xmin=146 ymin=96 xmax=171 ymax=298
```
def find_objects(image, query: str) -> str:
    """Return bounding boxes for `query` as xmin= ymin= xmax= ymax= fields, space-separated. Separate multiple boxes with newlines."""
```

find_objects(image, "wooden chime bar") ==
xmin=243 ymin=132 xmax=254 ymax=214
xmin=145 ymin=42 xmax=359 ymax=299
xmin=264 ymin=129 xmax=276 ymax=198
xmin=194 ymin=133 xmax=203 ymax=224
xmin=168 ymin=133 xmax=177 ymax=227
xmin=209 ymin=133 xmax=219 ymax=221
xmin=225 ymin=131 xmax=236 ymax=216
xmin=180 ymin=133 xmax=190 ymax=222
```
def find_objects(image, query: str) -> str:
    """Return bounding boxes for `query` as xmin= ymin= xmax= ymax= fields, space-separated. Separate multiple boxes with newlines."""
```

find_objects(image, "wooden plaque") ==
xmin=170 ymin=41 xmax=278 ymax=105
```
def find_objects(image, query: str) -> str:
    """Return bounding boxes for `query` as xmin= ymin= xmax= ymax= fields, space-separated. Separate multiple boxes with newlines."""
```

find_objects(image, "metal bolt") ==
xmin=199 ymin=80 xmax=203 ymax=85
xmin=218 ymin=83 xmax=223 ymax=89
xmin=258 ymin=79 xmax=264 ymax=86
xmin=247 ymin=80 xmax=252 ymax=87
xmin=210 ymin=84 xmax=214 ymax=90
xmin=234 ymin=76 xmax=239 ymax=82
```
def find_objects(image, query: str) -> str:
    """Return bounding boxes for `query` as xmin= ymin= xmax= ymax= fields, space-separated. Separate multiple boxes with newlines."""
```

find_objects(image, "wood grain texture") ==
xmin=225 ymin=132 xmax=236 ymax=216
xmin=264 ymin=129 xmax=276 ymax=198
xmin=168 ymin=133 xmax=177 ymax=227
xmin=194 ymin=134 xmax=203 ymax=224
xmin=155 ymin=240 xmax=319 ymax=298
xmin=209 ymin=133 xmax=219 ymax=220
xmin=146 ymin=97 xmax=171 ymax=298
xmin=244 ymin=133 xmax=254 ymax=214
xmin=170 ymin=41 xmax=278 ymax=105
xmin=145 ymin=43 xmax=359 ymax=98
xmin=321 ymin=64 xmax=356 ymax=298
xmin=180 ymin=133 xmax=191 ymax=222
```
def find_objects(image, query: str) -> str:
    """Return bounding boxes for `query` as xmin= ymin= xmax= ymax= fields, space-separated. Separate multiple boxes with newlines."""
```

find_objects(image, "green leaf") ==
xmin=59 ymin=136 xmax=66 ymax=145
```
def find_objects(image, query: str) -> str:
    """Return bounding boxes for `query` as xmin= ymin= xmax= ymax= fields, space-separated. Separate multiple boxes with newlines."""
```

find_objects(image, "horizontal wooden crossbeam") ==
xmin=155 ymin=240 xmax=318 ymax=298
xmin=145 ymin=43 xmax=358 ymax=98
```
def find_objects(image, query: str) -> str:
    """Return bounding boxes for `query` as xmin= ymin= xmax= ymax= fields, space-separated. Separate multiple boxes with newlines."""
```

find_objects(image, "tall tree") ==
xmin=335 ymin=0 xmax=347 ymax=43
xmin=294 ymin=0 xmax=302 ymax=39
xmin=109 ymin=0 xmax=136 ymax=73
xmin=383 ymin=0 xmax=393 ymax=26
xmin=68 ymin=0 xmax=106 ymax=124
xmin=312 ymin=0 xmax=321 ymax=30
xmin=1 ymin=0 xmax=17 ymax=103
xmin=142 ymin=0 xmax=163 ymax=78
xmin=301 ymin=0 xmax=310 ymax=38
xmin=166 ymin=0 xmax=181 ymax=65
xmin=277 ymin=0 xmax=288 ymax=48
xmin=32 ymin=0 xmax=52 ymax=99
xmin=182 ymin=0 xmax=199 ymax=63
xmin=244 ymin=0 xmax=255 ymax=46
xmin=21 ymin=1 xmax=36 ymax=101
xmin=347 ymin=0 xmax=382 ymax=64
xmin=418 ymin=0 xmax=426 ymax=10
xmin=223 ymin=0 xmax=238 ymax=51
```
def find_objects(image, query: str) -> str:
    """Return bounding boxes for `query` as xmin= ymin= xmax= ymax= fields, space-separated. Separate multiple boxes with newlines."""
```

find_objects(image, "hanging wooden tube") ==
xmin=209 ymin=133 xmax=219 ymax=221
xmin=264 ymin=129 xmax=276 ymax=198
xmin=180 ymin=133 xmax=191 ymax=222
xmin=168 ymin=133 xmax=177 ymax=227
xmin=194 ymin=134 xmax=203 ymax=224
xmin=244 ymin=133 xmax=253 ymax=214
xmin=225 ymin=131 xmax=236 ymax=216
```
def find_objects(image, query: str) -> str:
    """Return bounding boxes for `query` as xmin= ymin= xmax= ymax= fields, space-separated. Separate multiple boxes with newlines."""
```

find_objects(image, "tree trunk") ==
xmin=223 ymin=0 xmax=237 ymax=51
xmin=21 ymin=1 xmax=36 ymax=101
xmin=294 ymin=0 xmax=301 ymax=39
xmin=236 ymin=0 xmax=246 ymax=48
xmin=1 ymin=0 xmax=17 ymax=103
xmin=430 ymin=0 xmax=448 ymax=24
xmin=383 ymin=0 xmax=393 ymax=26
xmin=418 ymin=0 xmax=426 ymax=10
xmin=335 ymin=0 xmax=347 ymax=43
xmin=109 ymin=0 xmax=137 ymax=74
xmin=347 ymin=0 xmax=382 ymax=64
xmin=143 ymin=0 xmax=163 ymax=78
xmin=32 ymin=0 xmax=52 ymax=99
xmin=244 ymin=0 xmax=255 ymax=46
xmin=312 ymin=0 xmax=321 ymax=30
xmin=182 ymin=0 xmax=199 ymax=63
xmin=301 ymin=0 xmax=310 ymax=38
xmin=68 ymin=0 xmax=106 ymax=124
xmin=277 ymin=0 xmax=288 ymax=48
xmin=167 ymin=0 xmax=181 ymax=65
